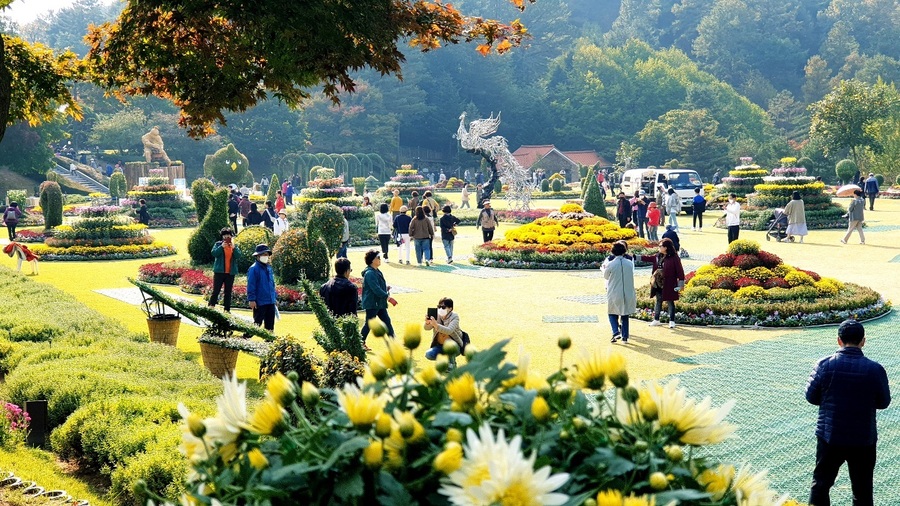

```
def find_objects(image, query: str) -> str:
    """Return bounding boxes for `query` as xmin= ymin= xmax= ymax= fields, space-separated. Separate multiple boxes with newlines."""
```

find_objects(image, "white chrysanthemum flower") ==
xmin=440 ymin=423 xmax=570 ymax=506
xmin=732 ymin=465 xmax=791 ymax=506
xmin=650 ymin=379 xmax=737 ymax=446
xmin=216 ymin=374 xmax=248 ymax=434
xmin=176 ymin=403 xmax=207 ymax=465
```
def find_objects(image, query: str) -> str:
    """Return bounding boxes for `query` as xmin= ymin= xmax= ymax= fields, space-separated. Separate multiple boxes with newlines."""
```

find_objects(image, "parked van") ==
xmin=619 ymin=168 xmax=704 ymax=213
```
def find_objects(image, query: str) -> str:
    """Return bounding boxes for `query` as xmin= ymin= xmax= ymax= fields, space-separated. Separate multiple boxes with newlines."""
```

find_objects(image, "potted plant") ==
xmin=136 ymin=282 xmax=182 ymax=346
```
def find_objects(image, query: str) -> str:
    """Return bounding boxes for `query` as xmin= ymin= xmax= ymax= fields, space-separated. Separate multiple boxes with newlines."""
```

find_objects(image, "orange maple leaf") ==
xmin=497 ymin=39 xmax=512 ymax=53
xmin=476 ymin=44 xmax=491 ymax=56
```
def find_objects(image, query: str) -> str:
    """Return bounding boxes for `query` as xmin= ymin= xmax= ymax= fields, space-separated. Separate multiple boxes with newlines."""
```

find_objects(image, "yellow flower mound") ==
xmin=734 ymin=285 xmax=766 ymax=300
xmin=815 ymin=278 xmax=843 ymax=296
xmin=559 ymin=203 xmax=584 ymax=213
xmin=785 ymin=271 xmax=815 ymax=287
xmin=744 ymin=267 xmax=775 ymax=281
xmin=503 ymin=217 xmax=637 ymax=247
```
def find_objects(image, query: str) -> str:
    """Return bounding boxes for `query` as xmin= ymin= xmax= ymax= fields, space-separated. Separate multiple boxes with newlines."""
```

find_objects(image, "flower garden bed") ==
xmin=634 ymin=240 xmax=892 ymax=327
xmin=10 ymin=229 xmax=46 ymax=243
xmin=471 ymin=204 xmax=655 ymax=269
xmin=30 ymin=242 xmax=176 ymax=261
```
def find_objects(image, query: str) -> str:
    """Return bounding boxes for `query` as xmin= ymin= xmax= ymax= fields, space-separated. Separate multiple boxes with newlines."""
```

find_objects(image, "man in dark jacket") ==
xmin=319 ymin=258 xmax=358 ymax=317
xmin=806 ymin=319 xmax=890 ymax=506
xmin=863 ymin=172 xmax=879 ymax=211
xmin=661 ymin=225 xmax=680 ymax=252
xmin=247 ymin=244 xmax=277 ymax=331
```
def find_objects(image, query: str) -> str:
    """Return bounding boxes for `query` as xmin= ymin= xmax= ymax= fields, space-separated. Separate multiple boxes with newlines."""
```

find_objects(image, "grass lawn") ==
xmin=3 ymin=196 xmax=900 ymax=502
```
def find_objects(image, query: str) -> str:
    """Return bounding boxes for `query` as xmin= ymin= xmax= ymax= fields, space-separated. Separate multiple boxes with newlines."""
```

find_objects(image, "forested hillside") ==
xmin=2 ymin=0 xmax=899 ymax=182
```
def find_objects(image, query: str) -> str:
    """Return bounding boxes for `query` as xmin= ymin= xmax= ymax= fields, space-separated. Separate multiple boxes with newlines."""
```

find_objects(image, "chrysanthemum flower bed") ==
xmin=472 ymin=204 xmax=654 ymax=269
xmin=635 ymin=240 xmax=891 ymax=327
xmin=161 ymin=330 xmax=803 ymax=505
xmin=137 ymin=262 xmax=364 ymax=312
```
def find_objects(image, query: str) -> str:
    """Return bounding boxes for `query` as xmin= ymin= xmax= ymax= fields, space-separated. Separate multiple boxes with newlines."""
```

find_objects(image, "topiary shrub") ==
xmin=875 ymin=174 xmax=884 ymax=186
xmin=796 ymin=157 xmax=813 ymax=171
xmin=108 ymin=172 xmax=127 ymax=203
xmin=190 ymin=178 xmax=215 ymax=222
xmin=540 ymin=179 xmax=550 ymax=192
xmin=187 ymin=188 xmax=230 ymax=265
xmin=581 ymin=167 xmax=594 ymax=199
xmin=203 ymin=143 xmax=250 ymax=185
xmin=582 ymin=173 xmax=608 ymax=219
xmin=39 ymin=181 xmax=63 ymax=230
xmin=322 ymin=350 xmax=366 ymax=389
xmin=551 ymin=178 xmax=563 ymax=192
xmin=46 ymin=170 xmax=59 ymax=183
xmin=835 ymin=159 xmax=857 ymax=184
xmin=266 ymin=174 xmax=280 ymax=205
xmin=494 ymin=179 xmax=502 ymax=194
xmin=307 ymin=203 xmax=345 ymax=255
xmin=233 ymin=226 xmax=276 ymax=272
xmin=272 ymin=228 xmax=330 ymax=283
xmin=352 ymin=177 xmax=365 ymax=196
xmin=896 ymin=174 xmax=900 ymax=186
xmin=259 ymin=335 xmax=322 ymax=385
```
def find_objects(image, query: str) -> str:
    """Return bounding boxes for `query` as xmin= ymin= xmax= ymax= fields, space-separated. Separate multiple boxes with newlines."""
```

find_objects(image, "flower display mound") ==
xmin=635 ymin=240 xmax=891 ymax=327
xmin=124 ymin=169 xmax=197 ymax=228
xmin=31 ymin=206 xmax=175 ymax=260
xmin=471 ymin=203 xmax=654 ymax=269
xmin=167 ymin=337 xmax=803 ymax=505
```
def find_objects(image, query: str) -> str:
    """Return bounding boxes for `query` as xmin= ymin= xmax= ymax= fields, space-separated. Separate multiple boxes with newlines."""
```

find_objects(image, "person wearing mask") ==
xmin=360 ymin=249 xmax=397 ymax=345
xmin=616 ymin=192 xmax=630 ymax=228
xmin=641 ymin=238 xmax=684 ymax=329
xmin=408 ymin=191 xmax=419 ymax=211
xmin=393 ymin=206 xmax=412 ymax=264
xmin=632 ymin=191 xmax=649 ymax=238
xmin=3 ymin=202 xmax=22 ymax=240
xmin=208 ymin=227 xmax=242 ymax=312
xmin=375 ymin=203 xmax=393 ymax=263
xmin=784 ymin=191 xmax=808 ymax=243
xmin=439 ymin=205 xmax=461 ymax=264
xmin=389 ymin=190 xmax=403 ymax=218
xmin=228 ymin=192 xmax=241 ymax=232
xmin=724 ymin=193 xmax=741 ymax=244
xmin=665 ymin=187 xmax=680 ymax=231
xmin=137 ymin=199 xmax=151 ymax=226
xmin=475 ymin=200 xmax=498 ymax=243
xmin=864 ymin=172 xmax=879 ymax=211
xmin=424 ymin=297 xmax=464 ymax=368
xmin=409 ymin=206 xmax=435 ymax=266
xmin=319 ymin=257 xmax=358 ymax=317
xmin=646 ymin=202 xmax=661 ymax=241
xmin=841 ymin=189 xmax=866 ymax=245
xmin=273 ymin=210 xmax=290 ymax=236
xmin=603 ymin=240 xmax=636 ymax=343
xmin=246 ymin=244 xmax=277 ymax=332
xmin=691 ymin=188 xmax=706 ymax=231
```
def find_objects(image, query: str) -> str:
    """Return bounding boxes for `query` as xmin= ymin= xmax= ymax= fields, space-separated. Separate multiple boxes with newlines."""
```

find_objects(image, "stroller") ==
xmin=766 ymin=209 xmax=788 ymax=242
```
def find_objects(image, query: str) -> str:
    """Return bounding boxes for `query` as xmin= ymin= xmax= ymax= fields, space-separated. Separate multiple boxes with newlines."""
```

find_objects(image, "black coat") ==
xmin=319 ymin=276 xmax=359 ymax=317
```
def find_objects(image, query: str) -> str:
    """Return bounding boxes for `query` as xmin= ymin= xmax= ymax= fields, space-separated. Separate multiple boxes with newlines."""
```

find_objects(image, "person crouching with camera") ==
xmin=424 ymin=297 xmax=464 ymax=368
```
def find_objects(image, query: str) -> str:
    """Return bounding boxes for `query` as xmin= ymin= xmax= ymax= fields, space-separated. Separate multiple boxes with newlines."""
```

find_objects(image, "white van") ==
xmin=619 ymin=168 xmax=704 ymax=213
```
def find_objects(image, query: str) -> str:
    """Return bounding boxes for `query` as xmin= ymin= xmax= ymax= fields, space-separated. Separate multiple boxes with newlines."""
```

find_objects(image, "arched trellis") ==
xmin=330 ymin=154 xmax=349 ymax=179
xmin=315 ymin=153 xmax=335 ymax=170
xmin=278 ymin=153 xmax=303 ymax=181
xmin=355 ymin=153 xmax=372 ymax=177
xmin=367 ymin=153 xmax=386 ymax=180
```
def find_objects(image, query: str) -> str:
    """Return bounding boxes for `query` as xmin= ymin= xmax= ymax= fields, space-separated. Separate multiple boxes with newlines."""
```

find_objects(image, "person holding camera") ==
xmin=208 ymin=227 xmax=243 ymax=313
xmin=424 ymin=297 xmax=464 ymax=367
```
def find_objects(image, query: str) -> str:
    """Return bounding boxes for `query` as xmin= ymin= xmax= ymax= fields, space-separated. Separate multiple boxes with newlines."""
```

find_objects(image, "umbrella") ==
xmin=836 ymin=184 xmax=862 ymax=197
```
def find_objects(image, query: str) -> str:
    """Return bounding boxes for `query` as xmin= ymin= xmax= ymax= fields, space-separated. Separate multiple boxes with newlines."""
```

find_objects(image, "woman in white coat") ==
xmin=603 ymin=240 xmax=637 ymax=343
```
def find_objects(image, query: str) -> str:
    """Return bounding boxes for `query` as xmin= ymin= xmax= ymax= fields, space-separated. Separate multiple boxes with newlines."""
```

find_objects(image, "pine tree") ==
xmin=583 ymin=174 xmax=608 ymax=219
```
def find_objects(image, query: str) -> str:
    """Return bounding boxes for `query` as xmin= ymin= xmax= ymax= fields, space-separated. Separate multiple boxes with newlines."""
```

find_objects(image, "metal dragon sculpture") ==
xmin=454 ymin=112 xmax=534 ymax=210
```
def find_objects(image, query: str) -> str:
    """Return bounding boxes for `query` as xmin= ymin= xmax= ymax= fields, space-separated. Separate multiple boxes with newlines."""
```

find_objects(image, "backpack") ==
xmin=460 ymin=330 xmax=470 ymax=353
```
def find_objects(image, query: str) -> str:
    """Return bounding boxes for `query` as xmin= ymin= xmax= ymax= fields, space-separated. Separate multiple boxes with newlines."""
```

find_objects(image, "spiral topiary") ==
xmin=187 ymin=188 xmax=230 ymax=264
xmin=581 ymin=167 xmax=594 ymax=199
xmin=39 ymin=181 xmax=63 ymax=230
xmin=266 ymin=174 xmax=280 ymax=205
xmin=234 ymin=226 xmax=276 ymax=272
xmin=307 ymin=203 xmax=345 ymax=256
xmin=272 ymin=228 xmax=330 ymax=283
xmin=583 ymin=173 xmax=608 ymax=219
xmin=191 ymin=178 xmax=216 ymax=222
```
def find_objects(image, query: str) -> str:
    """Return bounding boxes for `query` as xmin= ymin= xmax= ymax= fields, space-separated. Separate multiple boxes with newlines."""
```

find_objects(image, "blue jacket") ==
xmin=864 ymin=177 xmax=879 ymax=195
xmin=806 ymin=346 xmax=890 ymax=446
xmin=246 ymin=261 xmax=277 ymax=306
xmin=361 ymin=266 xmax=389 ymax=310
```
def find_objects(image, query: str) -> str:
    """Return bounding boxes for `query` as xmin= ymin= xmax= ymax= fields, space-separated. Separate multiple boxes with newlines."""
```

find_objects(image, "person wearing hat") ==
xmin=475 ymin=200 xmax=498 ymax=243
xmin=863 ymin=172 xmax=879 ymax=211
xmin=360 ymin=249 xmax=397 ymax=345
xmin=273 ymin=210 xmax=290 ymax=236
xmin=247 ymin=244 xmax=277 ymax=332
xmin=208 ymin=227 xmax=242 ymax=312
xmin=393 ymin=205 xmax=412 ymax=264
xmin=806 ymin=319 xmax=890 ymax=506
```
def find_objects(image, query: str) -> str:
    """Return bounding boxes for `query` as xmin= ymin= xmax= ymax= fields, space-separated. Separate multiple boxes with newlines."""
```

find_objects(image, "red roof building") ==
xmin=511 ymin=145 xmax=610 ymax=182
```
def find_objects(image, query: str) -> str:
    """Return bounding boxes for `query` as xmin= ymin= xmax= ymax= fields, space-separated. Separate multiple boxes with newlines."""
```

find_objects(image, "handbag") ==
xmin=451 ymin=225 xmax=458 ymax=237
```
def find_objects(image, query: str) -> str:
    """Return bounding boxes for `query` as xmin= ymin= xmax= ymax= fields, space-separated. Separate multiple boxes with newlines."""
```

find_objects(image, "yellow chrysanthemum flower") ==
xmin=650 ymin=379 xmax=736 ymax=446
xmin=697 ymin=464 xmax=735 ymax=501
xmin=265 ymin=372 xmax=296 ymax=406
xmin=570 ymin=349 xmax=607 ymax=390
xmin=434 ymin=441 xmax=463 ymax=474
xmin=403 ymin=322 xmax=422 ymax=350
xmin=606 ymin=352 xmax=629 ymax=388
xmin=447 ymin=373 xmax=478 ymax=407
xmin=638 ymin=389 xmax=658 ymax=421
xmin=374 ymin=338 xmax=409 ymax=372
xmin=383 ymin=428 xmax=406 ymax=470
xmin=531 ymin=396 xmax=550 ymax=422
xmin=416 ymin=362 xmax=440 ymax=387
xmin=363 ymin=439 xmax=384 ymax=469
xmin=596 ymin=489 xmax=623 ymax=506
xmin=246 ymin=397 xmax=286 ymax=436
xmin=731 ymin=465 xmax=787 ymax=505
xmin=300 ymin=381 xmax=319 ymax=406
xmin=337 ymin=384 xmax=386 ymax=430
xmin=247 ymin=448 xmax=269 ymax=470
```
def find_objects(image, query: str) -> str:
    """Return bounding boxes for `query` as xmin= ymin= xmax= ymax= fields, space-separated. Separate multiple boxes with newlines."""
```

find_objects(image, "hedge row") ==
xmin=0 ymin=268 xmax=223 ymax=505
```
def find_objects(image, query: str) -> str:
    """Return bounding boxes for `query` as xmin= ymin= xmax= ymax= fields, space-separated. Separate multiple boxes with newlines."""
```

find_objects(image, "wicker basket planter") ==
xmin=200 ymin=341 xmax=239 ymax=378
xmin=146 ymin=314 xmax=180 ymax=346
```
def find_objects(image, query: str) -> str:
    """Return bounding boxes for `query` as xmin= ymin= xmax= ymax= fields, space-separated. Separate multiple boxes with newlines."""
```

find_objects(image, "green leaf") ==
xmin=377 ymin=471 xmax=416 ymax=506
xmin=587 ymin=447 xmax=635 ymax=476
xmin=432 ymin=411 xmax=473 ymax=427
xmin=263 ymin=462 xmax=313 ymax=488
xmin=320 ymin=435 xmax=370 ymax=469
xmin=334 ymin=472 xmax=365 ymax=501
xmin=655 ymin=489 xmax=712 ymax=502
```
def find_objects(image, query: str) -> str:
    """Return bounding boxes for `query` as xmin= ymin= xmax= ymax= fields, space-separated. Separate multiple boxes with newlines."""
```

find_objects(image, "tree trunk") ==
xmin=0 ymin=35 xmax=11 ymax=143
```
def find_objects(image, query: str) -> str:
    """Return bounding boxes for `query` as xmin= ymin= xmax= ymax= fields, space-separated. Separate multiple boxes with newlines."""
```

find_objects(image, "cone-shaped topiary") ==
xmin=307 ymin=203 xmax=344 ymax=256
xmin=272 ymin=228 xmax=330 ymax=283
xmin=581 ymin=166 xmax=594 ymax=199
xmin=234 ymin=225 xmax=276 ymax=272
xmin=39 ymin=181 xmax=63 ymax=230
xmin=203 ymin=143 xmax=250 ymax=185
xmin=108 ymin=172 xmax=127 ymax=202
xmin=191 ymin=178 xmax=215 ymax=222
xmin=267 ymin=174 xmax=280 ymax=205
xmin=583 ymin=174 xmax=608 ymax=219
xmin=188 ymin=188 xmax=230 ymax=264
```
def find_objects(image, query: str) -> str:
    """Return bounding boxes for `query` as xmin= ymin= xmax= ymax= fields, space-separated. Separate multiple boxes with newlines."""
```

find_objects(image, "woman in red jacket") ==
xmin=640 ymin=238 xmax=685 ymax=329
